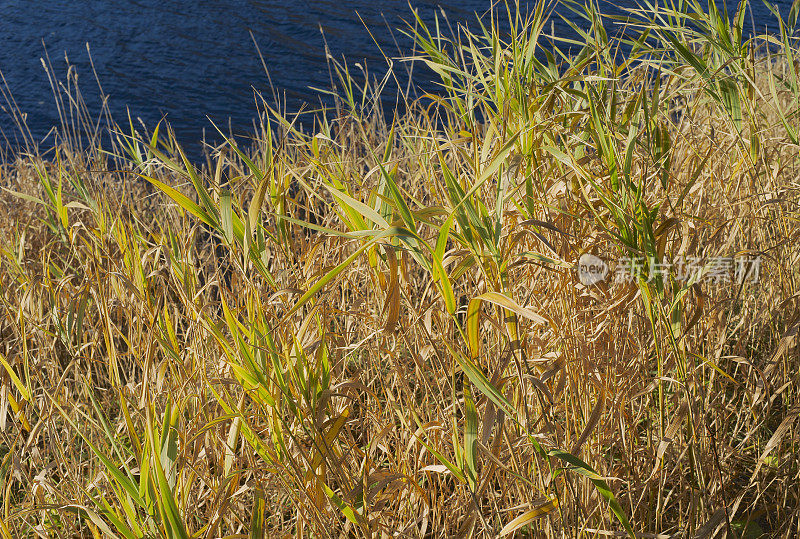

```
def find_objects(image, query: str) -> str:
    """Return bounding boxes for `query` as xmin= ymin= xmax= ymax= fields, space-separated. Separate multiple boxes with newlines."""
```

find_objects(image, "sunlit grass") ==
xmin=0 ymin=0 xmax=799 ymax=536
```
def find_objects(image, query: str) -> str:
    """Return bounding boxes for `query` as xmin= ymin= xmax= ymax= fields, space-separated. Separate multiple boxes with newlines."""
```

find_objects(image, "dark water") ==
xmin=0 ymin=0 xmax=793 ymax=156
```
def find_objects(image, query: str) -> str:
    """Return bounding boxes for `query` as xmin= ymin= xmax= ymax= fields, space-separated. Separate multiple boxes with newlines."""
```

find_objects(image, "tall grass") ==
xmin=1 ymin=0 xmax=799 ymax=536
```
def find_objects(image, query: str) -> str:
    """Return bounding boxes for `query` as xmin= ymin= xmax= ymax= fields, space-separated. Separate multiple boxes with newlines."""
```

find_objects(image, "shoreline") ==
xmin=1 ymin=1 xmax=799 ymax=536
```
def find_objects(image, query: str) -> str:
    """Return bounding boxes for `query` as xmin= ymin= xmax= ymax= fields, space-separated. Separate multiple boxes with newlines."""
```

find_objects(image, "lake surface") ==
xmin=0 ymin=0 xmax=792 ymax=157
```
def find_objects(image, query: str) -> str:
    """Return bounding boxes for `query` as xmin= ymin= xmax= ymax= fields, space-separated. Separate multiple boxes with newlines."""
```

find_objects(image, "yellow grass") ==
xmin=0 ymin=1 xmax=798 ymax=536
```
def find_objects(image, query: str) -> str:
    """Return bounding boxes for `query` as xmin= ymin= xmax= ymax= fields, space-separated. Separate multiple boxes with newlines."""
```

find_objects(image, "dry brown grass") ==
xmin=1 ymin=1 xmax=799 ymax=537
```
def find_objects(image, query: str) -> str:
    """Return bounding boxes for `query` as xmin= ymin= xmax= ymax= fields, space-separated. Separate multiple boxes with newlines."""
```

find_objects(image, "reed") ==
xmin=0 ymin=0 xmax=798 ymax=536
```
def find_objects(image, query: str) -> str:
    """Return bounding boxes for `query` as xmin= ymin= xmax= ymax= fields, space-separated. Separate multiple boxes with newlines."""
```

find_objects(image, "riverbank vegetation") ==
xmin=1 ymin=0 xmax=799 ymax=536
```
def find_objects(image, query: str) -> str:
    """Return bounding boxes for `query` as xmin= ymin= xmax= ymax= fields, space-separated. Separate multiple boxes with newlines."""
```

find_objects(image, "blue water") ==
xmin=0 ymin=1 xmax=793 ymax=156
